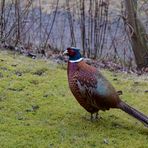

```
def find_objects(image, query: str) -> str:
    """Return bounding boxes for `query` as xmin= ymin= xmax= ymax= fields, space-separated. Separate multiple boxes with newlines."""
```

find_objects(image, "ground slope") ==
xmin=0 ymin=50 xmax=147 ymax=148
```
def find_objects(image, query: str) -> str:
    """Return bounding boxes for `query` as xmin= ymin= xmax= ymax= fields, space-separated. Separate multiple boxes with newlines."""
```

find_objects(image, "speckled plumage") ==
xmin=68 ymin=60 xmax=120 ymax=114
xmin=64 ymin=47 xmax=148 ymax=126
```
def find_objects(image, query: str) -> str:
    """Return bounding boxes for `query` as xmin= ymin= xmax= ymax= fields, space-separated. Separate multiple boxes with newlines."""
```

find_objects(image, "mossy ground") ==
xmin=0 ymin=50 xmax=147 ymax=148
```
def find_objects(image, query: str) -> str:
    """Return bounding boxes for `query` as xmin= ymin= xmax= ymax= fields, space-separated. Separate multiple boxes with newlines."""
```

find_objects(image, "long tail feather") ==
xmin=118 ymin=101 xmax=148 ymax=127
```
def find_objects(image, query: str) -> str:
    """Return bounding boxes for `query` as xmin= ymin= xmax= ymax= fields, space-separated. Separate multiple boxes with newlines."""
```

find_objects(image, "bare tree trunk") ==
xmin=66 ymin=0 xmax=76 ymax=47
xmin=125 ymin=0 xmax=148 ymax=69
xmin=39 ymin=0 xmax=42 ymax=46
xmin=0 ymin=0 xmax=5 ymax=41
xmin=99 ymin=1 xmax=109 ymax=57
xmin=80 ymin=0 xmax=86 ymax=56
xmin=15 ymin=0 xmax=21 ymax=46
xmin=87 ymin=0 xmax=93 ymax=58
xmin=94 ymin=0 xmax=99 ymax=59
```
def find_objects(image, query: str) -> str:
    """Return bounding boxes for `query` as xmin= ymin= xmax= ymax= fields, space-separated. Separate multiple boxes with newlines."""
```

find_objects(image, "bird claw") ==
xmin=90 ymin=113 xmax=101 ymax=122
xmin=144 ymin=123 xmax=148 ymax=128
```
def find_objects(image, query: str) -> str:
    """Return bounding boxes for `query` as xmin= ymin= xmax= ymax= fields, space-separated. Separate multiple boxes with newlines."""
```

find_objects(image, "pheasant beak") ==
xmin=63 ymin=49 xmax=68 ymax=55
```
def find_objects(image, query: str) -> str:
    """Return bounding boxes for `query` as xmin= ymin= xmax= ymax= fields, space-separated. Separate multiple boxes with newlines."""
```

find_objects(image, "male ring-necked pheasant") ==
xmin=63 ymin=47 xmax=148 ymax=126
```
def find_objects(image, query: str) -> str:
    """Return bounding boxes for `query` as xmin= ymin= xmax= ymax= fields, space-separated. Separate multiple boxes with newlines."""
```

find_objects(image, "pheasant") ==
xmin=63 ymin=47 xmax=148 ymax=126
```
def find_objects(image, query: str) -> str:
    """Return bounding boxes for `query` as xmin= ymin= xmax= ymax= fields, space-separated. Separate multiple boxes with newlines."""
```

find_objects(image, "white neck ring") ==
xmin=69 ymin=58 xmax=83 ymax=63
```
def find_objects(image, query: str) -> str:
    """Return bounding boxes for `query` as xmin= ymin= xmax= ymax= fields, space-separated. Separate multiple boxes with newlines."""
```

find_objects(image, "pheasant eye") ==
xmin=68 ymin=49 xmax=76 ymax=56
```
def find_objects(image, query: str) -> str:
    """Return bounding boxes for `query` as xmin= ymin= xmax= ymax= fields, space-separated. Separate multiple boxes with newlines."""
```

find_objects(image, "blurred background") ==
xmin=0 ymin=0 xmax=148 ymax=69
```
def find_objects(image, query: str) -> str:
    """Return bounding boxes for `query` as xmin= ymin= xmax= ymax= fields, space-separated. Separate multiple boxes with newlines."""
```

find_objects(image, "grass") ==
xmin=0 ymin=50 xmax=147 ymax=148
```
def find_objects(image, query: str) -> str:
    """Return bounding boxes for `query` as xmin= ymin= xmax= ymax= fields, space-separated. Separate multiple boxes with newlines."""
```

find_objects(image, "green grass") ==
xmin=0 ymin=50 xmax=147 ymax=148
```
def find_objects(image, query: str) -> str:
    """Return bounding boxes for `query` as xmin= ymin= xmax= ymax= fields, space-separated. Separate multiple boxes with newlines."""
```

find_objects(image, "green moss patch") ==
xmin=0 ymin=50 xmax=147 ymax=148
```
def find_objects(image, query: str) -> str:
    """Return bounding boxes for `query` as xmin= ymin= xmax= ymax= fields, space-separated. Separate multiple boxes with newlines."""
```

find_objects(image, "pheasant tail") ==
xmin=118 ymin=101 xmax=148 ymax=127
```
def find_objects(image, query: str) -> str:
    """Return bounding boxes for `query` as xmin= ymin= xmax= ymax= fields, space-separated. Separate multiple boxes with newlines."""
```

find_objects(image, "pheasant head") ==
xmin=63 ymin=47 xmax=83 ymax=63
